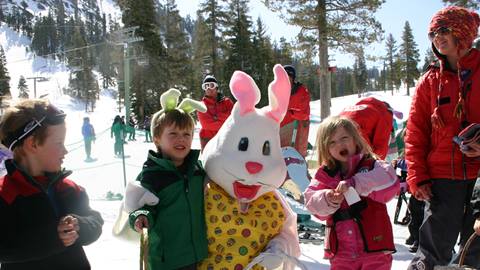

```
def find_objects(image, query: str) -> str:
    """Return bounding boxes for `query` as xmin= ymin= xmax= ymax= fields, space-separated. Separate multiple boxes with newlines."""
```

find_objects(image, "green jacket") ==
xmin=129 ymin=150 xmax=207 ymax=270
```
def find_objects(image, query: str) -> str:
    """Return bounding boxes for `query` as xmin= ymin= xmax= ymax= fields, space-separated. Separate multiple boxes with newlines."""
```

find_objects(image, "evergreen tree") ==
xmin=222 ymin=0 xmax=254 ymax=85
xmin=31 ymin=13 xmax=58 ymax=58
xmin=354 ymin=48 xmax=367 ymax=97
xmin=17 ymin=76 xmax=29 ymax=99
xmin=55 ymin=0 xmax=67 ymax=59
xmin=160 ymin=0 xmax=191 ymax=88
xmin=251 ymin=17 xmax=275 ymax=106
xmin=442 ymin=0 xmax=479 ymax=9
xmin=199 ymin=0 xmax=228 ymax=76
xmin=264 ymin=0 xmax=384 ymax=120
xmin=385 ymin=33 xmax=399 ymax=94
xmin=0 ymin=46 xmax=11 ymax=105
xmin=121 ymin=0 xmax=166 ymax=119
xmin=272 ymin=37 xmax=293 ymax=65
xmin=192 ymin=12 xmax=212 ymax=99
xmin=422 ymin=48 xmax=436 ymax=72
xmin=399 ymin=21 xmax=420 ymax=96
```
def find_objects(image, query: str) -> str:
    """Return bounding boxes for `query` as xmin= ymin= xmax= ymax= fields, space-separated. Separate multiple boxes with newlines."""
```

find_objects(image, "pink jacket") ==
xmin=304 ymin=157 xmax=399 ymax=259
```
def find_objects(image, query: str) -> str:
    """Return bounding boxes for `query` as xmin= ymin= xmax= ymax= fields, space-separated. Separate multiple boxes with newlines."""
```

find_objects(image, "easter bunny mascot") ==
xmin=198 ymin=64 xmax=302 ymax=270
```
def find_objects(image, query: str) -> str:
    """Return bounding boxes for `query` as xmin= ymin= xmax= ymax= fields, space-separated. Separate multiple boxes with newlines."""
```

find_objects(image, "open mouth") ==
xmin=233 ymin=181 xmax=261 ymax=200
xmin=340 ymin=149 xmax=349 ymax=157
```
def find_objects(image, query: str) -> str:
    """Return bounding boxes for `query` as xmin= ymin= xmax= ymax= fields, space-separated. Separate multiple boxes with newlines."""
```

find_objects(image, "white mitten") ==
xmin=124 ymin=181 xmax=159 ymax=212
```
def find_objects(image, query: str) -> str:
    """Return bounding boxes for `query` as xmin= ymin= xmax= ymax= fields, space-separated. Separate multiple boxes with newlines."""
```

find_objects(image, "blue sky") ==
xmin=176 ymin=0 xmax=461 ymax=68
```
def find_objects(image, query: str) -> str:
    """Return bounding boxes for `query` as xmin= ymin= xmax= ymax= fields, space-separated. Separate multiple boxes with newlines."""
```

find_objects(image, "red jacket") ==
xmin=405 ymin=48 xmax=480 ymax=194
xmin=280 ymin=83 xmax=310 ymax=127
xmin=340 ymin=97 xmax=393 ymax=159
xmin=197 ymin=94 xmax=234 ymax=140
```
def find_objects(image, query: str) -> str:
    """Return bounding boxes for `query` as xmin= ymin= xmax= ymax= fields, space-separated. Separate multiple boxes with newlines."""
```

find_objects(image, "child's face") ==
xmin=154 ymin=124 xmax=193 ymax=166
xmin=35 ymin=123 xmax=68 ymax=172
xmin=328 ymin=126 xmax=357 ymax=165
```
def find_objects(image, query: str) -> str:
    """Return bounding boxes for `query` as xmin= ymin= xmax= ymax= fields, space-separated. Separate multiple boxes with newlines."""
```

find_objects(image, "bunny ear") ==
xmin=265 ymin=64 xmax=291 ymax=122
xmin=178 ymin=98 xmax=207 ymax=114
xmin=229 ymin=70 xmax=260 ymax=115
xmin=160 ymin=88 xmax=181 ymax=111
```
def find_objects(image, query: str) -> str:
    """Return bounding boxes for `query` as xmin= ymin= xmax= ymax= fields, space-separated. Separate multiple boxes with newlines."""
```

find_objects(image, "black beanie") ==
xmin=283 ymin=65 xmax=296 ymax=80
xmin=203 ymin=75 xmax=217 ymax=84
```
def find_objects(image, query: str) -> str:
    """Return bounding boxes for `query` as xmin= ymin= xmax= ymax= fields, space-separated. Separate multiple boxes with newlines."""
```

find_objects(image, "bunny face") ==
xmin=203 ymin=64 xmax=291 ymax=206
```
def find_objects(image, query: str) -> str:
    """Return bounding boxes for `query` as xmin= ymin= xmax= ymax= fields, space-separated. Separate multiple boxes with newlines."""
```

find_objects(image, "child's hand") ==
xmin=474 ymin=219 xmax=480 ymax=236
xmin=57 ymin=215 xmax=79 ymax=247
xmin=335 ymin=181 xmax=349 ymax=194
xmin=326 ymin=189 xmax=345 ymax=205
xmin=134 ymin=215 xmax=149 ymax=233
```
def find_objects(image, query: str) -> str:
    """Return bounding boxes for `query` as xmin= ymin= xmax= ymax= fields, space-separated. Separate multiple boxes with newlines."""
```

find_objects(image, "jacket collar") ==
xmin=5 ymin=159 xmax=72 ymax=192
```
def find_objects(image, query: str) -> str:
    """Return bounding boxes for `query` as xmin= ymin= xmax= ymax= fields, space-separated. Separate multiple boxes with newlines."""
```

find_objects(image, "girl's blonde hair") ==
xmin=316 ymin=115 xmax=375 ymax=169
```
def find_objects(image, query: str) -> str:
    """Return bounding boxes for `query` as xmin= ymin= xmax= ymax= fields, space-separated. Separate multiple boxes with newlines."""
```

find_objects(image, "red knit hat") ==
xmin=429 ymin=6 xmax=480 ymax=50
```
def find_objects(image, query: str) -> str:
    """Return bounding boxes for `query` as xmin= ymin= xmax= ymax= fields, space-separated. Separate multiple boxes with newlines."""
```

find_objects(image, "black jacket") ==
xmin=0 ymin=160 xmax=103 ymax=270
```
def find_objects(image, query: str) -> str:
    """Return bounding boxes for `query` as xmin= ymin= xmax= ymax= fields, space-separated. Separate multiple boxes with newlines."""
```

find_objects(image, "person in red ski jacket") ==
xmin=197 ymin=75 xmax=234 ymax=150
xmin=405 ymin=6 xmax=480 ymax=270
xmin=280 ymin=65 xmax=311 ymax=157
xmin=304 ymin=116 xmax=398 ymax=270
xmin=340 ymin=97 xmax=399 ymax=160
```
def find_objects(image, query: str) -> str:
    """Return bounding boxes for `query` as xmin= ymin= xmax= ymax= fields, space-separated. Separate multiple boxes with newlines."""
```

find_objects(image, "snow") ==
xmin=0 ymin=23 xmax=420 ymax=269
xmin=57 ymin=90 xmax=414 ymax=270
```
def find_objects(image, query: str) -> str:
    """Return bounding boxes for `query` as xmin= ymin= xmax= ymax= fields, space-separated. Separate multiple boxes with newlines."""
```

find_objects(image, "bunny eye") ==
xmin=238 ymin=137 xmax=249 ymax=151
xmin=262 ymin=141 xmax=271 ymax=156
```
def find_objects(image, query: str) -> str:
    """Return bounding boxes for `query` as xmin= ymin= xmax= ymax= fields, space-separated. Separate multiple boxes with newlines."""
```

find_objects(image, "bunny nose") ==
xmin=245 ymin=162 xmax=263 ymax=174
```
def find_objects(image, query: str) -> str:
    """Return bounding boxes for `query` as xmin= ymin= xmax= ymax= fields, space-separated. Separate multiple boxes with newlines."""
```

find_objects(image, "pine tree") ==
xmin=17 ymin=76 xmax=29 ymax=99
xmin=422 ymin=48 xmax=436 ymax=72
xmin=199 ymin=0 xmax=228 ymax=76
xmin=192 ymin=12 xmax=212 ymax=99
xmin=264 ymin=0 xmax=384 ymax=120
xmin=0 ymin=46 xmax=11 ymax=105
xmin=31 ymin=13 xmax=58 ymax=58
xmin=354 ymin=48 xmax=367 ymax=97
xmin=399 ymin=21 xmax=420 ymax=96
xmin=121 ymin=0 xmax=167 ymax=118
xmin=272 ymin=37 xmax=293 ymax=65
xmin=385 ymin=33 xmax=399 ymax=94
xmin=251 ymin=17 xmax=275 ymax=106
xmin=223 ymin=0 xmax=254 ymax=84
xmin=160 ymin=0 xmax=191 ymax=88
xmin=442 ymin=0 xmax=479 ymax=9
xmin=55 ymin=0 xmax=67 ymax=59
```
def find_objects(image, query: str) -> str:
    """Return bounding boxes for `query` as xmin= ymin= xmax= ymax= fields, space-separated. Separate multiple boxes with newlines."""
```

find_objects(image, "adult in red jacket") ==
xmin=197 ymin=75 xmax=234 ymax=150
xmin=280 ymin=65 xmax=311 ymax=157
xmin=340 ymin=97 xmax=395 ymax=160
xmin=405 ymin=6 xmax=480 ymax=270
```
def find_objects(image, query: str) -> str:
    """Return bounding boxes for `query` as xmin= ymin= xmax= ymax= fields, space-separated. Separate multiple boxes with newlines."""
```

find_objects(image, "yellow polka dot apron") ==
xmin=198 ymin=182 xmax=286 ymax=270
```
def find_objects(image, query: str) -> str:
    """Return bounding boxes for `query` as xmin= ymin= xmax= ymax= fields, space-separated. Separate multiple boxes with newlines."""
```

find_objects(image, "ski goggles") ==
xmin=428 ymin=26 xmax=452 ymax=42
xmin=453 ymin=123 xmax=480 ymax=151
xmin=4 ymin=105 xmax=66 ymax=150
xmin=202 ymin=82 xmax=218 ymax=91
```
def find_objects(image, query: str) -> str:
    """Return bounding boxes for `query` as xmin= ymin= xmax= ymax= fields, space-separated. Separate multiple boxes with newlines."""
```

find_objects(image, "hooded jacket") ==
xmin=405 ymin=48 xmax=480 ymax=194
xmin=0 ymin=160 xmax=103 ymax=270
xmin=197 ymin=93 xmax=234 ymax=140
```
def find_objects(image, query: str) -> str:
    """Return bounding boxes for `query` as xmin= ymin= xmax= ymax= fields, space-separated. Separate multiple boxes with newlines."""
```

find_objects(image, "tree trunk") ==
xmin=317 ymin=0 xmax=330 ymax=120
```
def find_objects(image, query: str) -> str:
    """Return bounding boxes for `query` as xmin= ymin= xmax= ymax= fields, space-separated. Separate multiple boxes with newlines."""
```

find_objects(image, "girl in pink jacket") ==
xmin=304 ymin=116 xmax=399 ymax=270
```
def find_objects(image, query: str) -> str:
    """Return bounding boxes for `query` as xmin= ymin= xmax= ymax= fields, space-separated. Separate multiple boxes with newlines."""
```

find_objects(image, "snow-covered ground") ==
xmin=48 ymin=89 xmax=413 ymax=270
xmin=1 ymin=22 xmax=418 ymax=269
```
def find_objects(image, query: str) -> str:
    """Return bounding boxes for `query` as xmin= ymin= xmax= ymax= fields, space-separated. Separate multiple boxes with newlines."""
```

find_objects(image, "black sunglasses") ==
xmin=428 ymin=26 xmax=452 ymax=41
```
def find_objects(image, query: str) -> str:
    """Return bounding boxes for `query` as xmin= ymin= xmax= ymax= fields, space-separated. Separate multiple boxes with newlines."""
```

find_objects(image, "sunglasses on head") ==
xmin=202 ymin=82 xmax=218 ymax=91
xmin=428 ymin=26 xmax=452 ymax=41
xmin=6 ymin=105 xmax=66 ymax=150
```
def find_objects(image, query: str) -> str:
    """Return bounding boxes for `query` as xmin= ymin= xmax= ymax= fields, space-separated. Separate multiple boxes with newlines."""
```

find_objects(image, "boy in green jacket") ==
xmin=126 ymin=89 xmax=208 ymax=270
